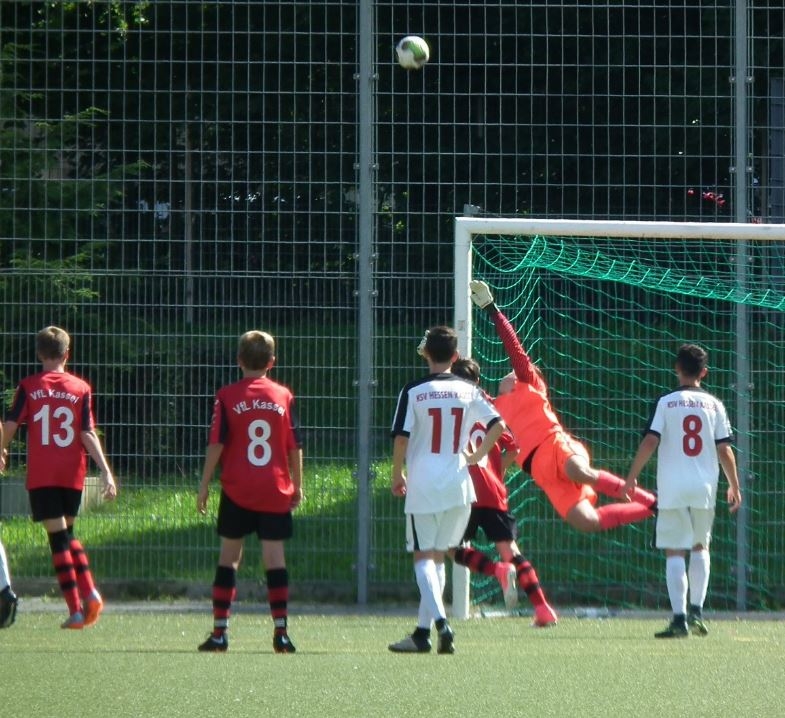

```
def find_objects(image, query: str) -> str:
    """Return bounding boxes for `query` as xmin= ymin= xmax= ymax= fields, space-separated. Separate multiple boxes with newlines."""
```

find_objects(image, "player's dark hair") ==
xmin=238 ymin=330 xmax=275 ymax=370
xmin=424 ymin=325 xmax=458 ymax=363
xmin=676 ymin=343 xmax=708 ymax=378
xmin=451 ymin=357 xmax=481 ymax=384
xmin=36 ymin=326 xmax=70 ymax=360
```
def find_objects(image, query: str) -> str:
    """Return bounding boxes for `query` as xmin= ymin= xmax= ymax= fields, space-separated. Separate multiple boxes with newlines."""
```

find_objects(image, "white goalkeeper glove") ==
xmin=469 ymin=280 xmax=494 ymax=309
xmin=416 ymin=330 xmax=429 ymax=357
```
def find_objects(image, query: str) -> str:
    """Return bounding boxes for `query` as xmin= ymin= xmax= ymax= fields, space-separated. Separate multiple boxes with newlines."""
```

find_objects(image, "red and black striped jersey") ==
xmin=6 ymin=371 xmax=95 ymax=491
xmin=208 ymin=376 xmax=301 ymax=513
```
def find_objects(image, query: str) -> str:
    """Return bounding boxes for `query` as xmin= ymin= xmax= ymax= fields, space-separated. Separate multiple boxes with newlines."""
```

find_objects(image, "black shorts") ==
xmin=216 ymin=491 xmax=293 ymax=541
xmin=462 ymin=507 xmax=518 ymax=543
xmin=29 ymin=487 xmax=82 ymax=522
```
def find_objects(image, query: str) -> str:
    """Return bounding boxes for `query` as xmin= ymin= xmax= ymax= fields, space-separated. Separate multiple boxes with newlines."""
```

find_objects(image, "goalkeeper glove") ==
xmin=469 ymin=280 xmax=494 ymax=309
xmin=416 ymin=330 xmax=429 ymax=357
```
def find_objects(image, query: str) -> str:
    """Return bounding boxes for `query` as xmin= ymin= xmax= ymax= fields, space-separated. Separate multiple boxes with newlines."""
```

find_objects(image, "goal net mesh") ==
xmin=468 ymin=232 xmax=785 ymax=610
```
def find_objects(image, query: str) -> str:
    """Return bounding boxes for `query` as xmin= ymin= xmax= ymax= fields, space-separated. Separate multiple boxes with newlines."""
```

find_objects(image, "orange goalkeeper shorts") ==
xmin=530 ymin=431 xmax=597 ymax=519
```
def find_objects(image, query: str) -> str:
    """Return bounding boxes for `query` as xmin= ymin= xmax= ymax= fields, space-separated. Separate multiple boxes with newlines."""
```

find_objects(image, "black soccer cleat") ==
xmin=198 ymin=633 xmax=229 ymax=652
xmin=687 ymin=612 xmax=709 ymax=636
xmin=388 ymin=633 xmax=432 ymax=653
xmin=654 ymin=620 xmax=688 ymax=639
xmin=273 ymin=632 xmax=296 ymax=653
xmin=437 ymin=625 xmax=455 ymax=654
xmin=0 ymin=588 xmax=18 ymax=629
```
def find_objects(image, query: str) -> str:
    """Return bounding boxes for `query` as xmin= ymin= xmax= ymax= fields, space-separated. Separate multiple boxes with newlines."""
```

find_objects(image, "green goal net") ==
xmin=456 ymin=219 xmax=785 ymax=614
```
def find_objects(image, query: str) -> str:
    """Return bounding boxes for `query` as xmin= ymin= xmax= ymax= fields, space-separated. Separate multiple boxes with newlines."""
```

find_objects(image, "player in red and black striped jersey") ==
xmin=196 ymin=330 xmax=303 ymax=654
xmin=449 ymin=358 xmax=558 ymax=627
xmin=470 ymin=280 xmax=657 ymax=533
xmin=0 ymin=326 xmax=117 ymax=629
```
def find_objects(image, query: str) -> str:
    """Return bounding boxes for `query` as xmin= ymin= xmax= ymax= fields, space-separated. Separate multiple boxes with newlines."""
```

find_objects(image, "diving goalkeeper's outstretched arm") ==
xmin=469 ymin=280 xmax=539 ymax=386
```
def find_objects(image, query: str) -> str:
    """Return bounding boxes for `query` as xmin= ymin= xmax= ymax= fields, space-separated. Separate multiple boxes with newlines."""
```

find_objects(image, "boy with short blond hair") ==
xmin=197 ymin=330 xmax=303 ymax=654
xmin=1 ymin=325 xmax=117 ymax=629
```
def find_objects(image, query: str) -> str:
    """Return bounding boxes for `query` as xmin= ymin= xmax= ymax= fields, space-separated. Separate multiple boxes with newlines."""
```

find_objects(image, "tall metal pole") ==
xmin=732 ymin=0 xmax=750 ymax=611
xmin=355 ymin=0 xmax=376 ymax=605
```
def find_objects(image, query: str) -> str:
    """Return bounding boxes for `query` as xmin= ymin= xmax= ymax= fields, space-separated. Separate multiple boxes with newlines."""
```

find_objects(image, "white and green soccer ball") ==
xmin=395 ymin=36 xmax=430 ymax=70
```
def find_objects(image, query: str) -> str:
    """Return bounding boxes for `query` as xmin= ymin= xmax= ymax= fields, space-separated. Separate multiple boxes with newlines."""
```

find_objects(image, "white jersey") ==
xmin=644 ymin=386 xmax=733 ymax=509
xmin=391 ymin=372 xmax=502 ymax=514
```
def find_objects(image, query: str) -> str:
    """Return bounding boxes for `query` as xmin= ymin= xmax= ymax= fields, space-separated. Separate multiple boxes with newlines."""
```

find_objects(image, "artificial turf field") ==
xmin=1 ymin=603 xmax=784 ymax=718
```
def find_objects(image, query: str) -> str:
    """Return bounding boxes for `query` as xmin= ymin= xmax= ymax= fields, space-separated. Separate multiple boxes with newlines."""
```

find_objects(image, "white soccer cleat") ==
xmin=469 ymin=280 xmax=494 ymax=309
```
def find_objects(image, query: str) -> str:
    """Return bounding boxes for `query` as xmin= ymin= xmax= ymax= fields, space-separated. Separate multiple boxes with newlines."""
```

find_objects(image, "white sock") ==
xmin=436 ymin=561 xmax=446 ymax=595
xmin=688 ymin=549 xmax=710 ymax=610
xmin=416 ymin=596 xmax=431 ymax=630
xmin=414 ymin=559 xmax=447 ymax=623
xmin=0 ymin=540 xmax=11 ymax=592
xmin=665 ymin=555 xmax=688 ymax=616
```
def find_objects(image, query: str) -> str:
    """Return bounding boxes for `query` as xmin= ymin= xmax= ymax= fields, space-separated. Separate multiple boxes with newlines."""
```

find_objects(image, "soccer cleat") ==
xmin=83 ymin=593 xmax=104 ymax=627
xmin=494 ymin=562 xmax=519 ymax=609
xmin=0 ymin=588 xmax=18 ymax=629
xmin=654 ymin=620 xmax=688 ymax=639
xmin=687 ymin=613 xmax=709 ymax=636
xmin=273 ymin=632 xmax=296 ymax=654
xmin=61 ymin=611 xmax=85 ymax=630
xmin=437 ymin=625 xmax=455 ymax=655
xmin=388 ymin=633 xmax=432 ymax=654
xmin=198 ymin=633 xmax=229 ymax=652
xmin=532 ymin=602 xmax=559 ymax=628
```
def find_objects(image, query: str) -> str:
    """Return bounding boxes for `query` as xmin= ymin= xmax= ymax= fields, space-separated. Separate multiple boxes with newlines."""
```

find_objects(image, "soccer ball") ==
xmin=395 ymin=36 xmax=430 ymax=70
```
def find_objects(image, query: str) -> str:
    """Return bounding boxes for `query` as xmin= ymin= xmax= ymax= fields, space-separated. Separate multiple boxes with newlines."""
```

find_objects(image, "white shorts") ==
xmin=655 ymin=507 xmax=715 ymax=550
xmin=406 ymin=505 xmax=472 ymax=552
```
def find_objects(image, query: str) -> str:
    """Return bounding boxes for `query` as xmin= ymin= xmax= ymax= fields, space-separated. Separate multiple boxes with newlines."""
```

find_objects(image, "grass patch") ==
xmin=2 ymin=609 xmax=785 ymax=717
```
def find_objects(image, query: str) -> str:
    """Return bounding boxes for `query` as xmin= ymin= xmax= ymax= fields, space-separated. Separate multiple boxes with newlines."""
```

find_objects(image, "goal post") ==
xmin=452 ymin=217 xmax=785 ymax=619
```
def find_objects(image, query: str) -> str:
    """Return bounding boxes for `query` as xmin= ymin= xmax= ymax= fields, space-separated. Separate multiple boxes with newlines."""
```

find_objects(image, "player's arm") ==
xmin=500 ymin=443 xmax=520 ymax=474
xmin=0 ymin=421 xmax=11 ymax=473
xmin=496 ymin=429 xmax=520 ymax=474
xmin=0 ymin=420 xmax=18 ymax=473
xmin=469 ymin=280 xmax=538 ymax=384
xmin=466 ymin=417 xmax=507 ymax=466
xmin=81 ymin=429 xmax=118 ymax=500
xmin=718 ymin=442 xmax=741 ymax=513
xmin=623 ymin=432 xmax=659 ymax=500
xmin=289 ymin=447 xmax=304 ymax=509
xmin=197 ymin=443 xmax=223 ymax=514
xmin=391 ymin=434 xmax=408 ymax=497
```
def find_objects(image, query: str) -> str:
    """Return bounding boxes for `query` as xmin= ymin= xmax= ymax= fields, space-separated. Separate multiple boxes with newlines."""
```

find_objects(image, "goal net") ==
xmin=452 ymin=217 xmax=785 ymax=618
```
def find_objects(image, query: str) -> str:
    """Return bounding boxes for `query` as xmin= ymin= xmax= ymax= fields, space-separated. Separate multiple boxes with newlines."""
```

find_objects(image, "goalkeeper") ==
xmin=469 ymin=280 xmax=657 ymax=532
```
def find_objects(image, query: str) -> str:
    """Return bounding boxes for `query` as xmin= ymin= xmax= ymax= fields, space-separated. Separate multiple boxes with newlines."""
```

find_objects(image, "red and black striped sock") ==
xmin=266 ymin=567 xmax=289 ymax=633
xmin=68 ymin=531 xmax=97 ymax=600
xmin=211 ymin=565 xmax=237 ymax=637
xmin=48 ymin=529 xmax=81 ymax=615
xmin=512 ymin=554 xmax=546 ymax=608
xmin=452 ymin=547 xmax=496 ymax=577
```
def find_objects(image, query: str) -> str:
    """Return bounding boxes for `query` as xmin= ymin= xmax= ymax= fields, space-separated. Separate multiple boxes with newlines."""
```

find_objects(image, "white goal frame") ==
xmin=451 ymin=217 xmax=785 ymax=619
